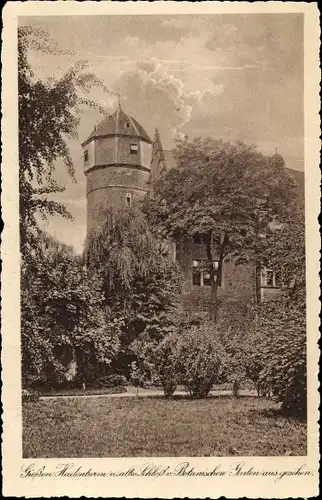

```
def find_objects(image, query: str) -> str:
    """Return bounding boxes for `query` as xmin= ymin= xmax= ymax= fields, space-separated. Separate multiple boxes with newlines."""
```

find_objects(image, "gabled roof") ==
xmin=82 ymin=105 xmax=152 ymax=146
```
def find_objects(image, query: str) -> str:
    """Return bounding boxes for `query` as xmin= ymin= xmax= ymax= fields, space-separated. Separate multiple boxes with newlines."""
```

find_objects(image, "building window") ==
xmin=192 ymin=233 xmax=209 ymax=245
xmin=192 ymin=259 xmax=221 ymax=287
xmin=84 ymin=150 xmax=88 ymax=163
xmin=130 ymin=144 xmax=138 ymax=155
xmin=261 ymin=268 xmax=280 ymax=288
xmin=126 ymin=122 xmax=131 ymax=129
xmin=126 ymin=192 xmax=132 ymax=206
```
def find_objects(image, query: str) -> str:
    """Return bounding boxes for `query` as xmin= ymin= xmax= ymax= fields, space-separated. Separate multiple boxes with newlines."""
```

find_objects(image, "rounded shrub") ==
xmin=177 ymin=323 xmax=227 ymax=398
xmin=95 ymin=374 xmax=127 ymax=389
xmin=153 ymin=332 xmax=181 ymax=397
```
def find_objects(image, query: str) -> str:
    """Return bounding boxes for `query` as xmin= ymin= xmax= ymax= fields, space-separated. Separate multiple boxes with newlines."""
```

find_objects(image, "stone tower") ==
xmin=82 ymin=104 xmax=152 ymax=234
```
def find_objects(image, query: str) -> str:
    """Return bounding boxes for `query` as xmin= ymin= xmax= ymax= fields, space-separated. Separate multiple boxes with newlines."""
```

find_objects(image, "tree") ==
xmin=19 ymin=26 xmax=124 ymax=388
xmin=143 ymin=138 xmax=298 ymax=322
xmin=21 ymin=231 xmax=121 ymax=388
xmin=255 ymin=294 xmax=306 ymax=413
xmin=258 ymin=207 xmax=306 ymax=305
xmin=18 ymin=25 xmax=108 ymax=253
xmin=85 ymin=205 xmax=183 ymax=372
xmin=252 ymin=206 xmax=307 ymax=412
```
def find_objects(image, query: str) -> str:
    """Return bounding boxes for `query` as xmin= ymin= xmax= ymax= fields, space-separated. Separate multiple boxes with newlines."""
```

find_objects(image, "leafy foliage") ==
xmin=255 ymin=295 xmax=306 ymax=413
xmin=18 ymin=25 xmax=108 ymax=253
xmin=215 ymin=297 xmax=259 ymax=394
xmin=258 ymin=207 xmax=306 ymax=304
xmin=250 ymin=205 xmax=307 ymax=411
xmin=176 ymin=323 xmax=227 ymax=398
xmin=86 ymin=205 xmax=183 ymax=374
xmin=153 ymin=333 xmax=181 ymax=396
xmin=21 ymin=232 xmax=121 ymax=388
xmin=19 ymin=26 xmax=124 ymax=389
xmin=143 ymin=138 xmax=298 ymax=321
xmin=94 ymin=374 xmax=127 ymax=389
xmin=138 ymin=332 xmax=181 ymax=396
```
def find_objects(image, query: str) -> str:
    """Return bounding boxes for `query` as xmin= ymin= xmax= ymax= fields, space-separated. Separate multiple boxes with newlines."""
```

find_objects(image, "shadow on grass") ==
xmin=248 ymin=406 xmax=307 ymax=423
xmin=135 ymin=393 xmax=257 ymax=402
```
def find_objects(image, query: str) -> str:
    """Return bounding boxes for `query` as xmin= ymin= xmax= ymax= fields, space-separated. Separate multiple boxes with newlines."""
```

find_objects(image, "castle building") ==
xmin=82 ymin=105 xmax=304 ymax=311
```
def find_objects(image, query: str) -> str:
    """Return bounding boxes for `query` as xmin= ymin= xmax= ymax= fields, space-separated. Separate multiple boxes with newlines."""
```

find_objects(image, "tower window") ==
xmin=126 ymin=192 xmax=133 ymax=206
xmin=126 ymin=122 xmax=131 ymax=129
xmin=130 ymin=144 xmax=138 ymax=155
xmin=84 ymin=150 xmax=88 ymax=163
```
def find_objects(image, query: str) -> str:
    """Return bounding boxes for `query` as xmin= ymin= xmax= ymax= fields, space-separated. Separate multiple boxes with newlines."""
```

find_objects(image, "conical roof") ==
xmin=83 ymin=105 xmax=152 ymax=146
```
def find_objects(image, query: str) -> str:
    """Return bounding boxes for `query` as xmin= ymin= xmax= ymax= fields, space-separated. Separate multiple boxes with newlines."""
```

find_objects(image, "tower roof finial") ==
xmin=117 ymin=88 xmax=121 ymax=108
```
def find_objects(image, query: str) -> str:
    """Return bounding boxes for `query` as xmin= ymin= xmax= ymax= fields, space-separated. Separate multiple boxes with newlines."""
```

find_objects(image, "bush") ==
xmin=21 ymin=237 xmax=121 ymax=390
xmin=255 ymin=296 xmax=306 ymax=414
xmin=94 ymin=374 xmax=127 ymax=389
xmin=177 ymin=323 xmax=227 ymax=398
xmin=153 ymin=332 xmax=181 ymax=396
xmin=22 ymin=388 xmax=40 ymax=403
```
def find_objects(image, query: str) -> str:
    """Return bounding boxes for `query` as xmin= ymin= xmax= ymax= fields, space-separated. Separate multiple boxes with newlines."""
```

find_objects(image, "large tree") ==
xmin=85 ymin=205 xmax=182 ymax=375
xmin=21 ymin=231 xmax=121 ymax=388
xmin=251 ymin=205 xmax=306 ymax=412
xmin=18 ymin=25 xmax=107 ymax=253
xmin=143 ymin=138 xmax=298 ymax=322
xmin=19 ymin=26 xmax=121 ymax=387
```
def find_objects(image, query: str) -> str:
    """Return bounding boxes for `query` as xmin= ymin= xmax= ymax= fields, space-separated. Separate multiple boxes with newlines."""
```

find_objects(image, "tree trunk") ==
xmin=206 ymin=231 xmax=216 ymax=322
xmin=256 ymin=382 xmax=261 ymax=397
xmin=206 ymin=231 xmax=227 ymax=323
xmin=232 ymin=381 xmax=240 ymax=397
xmin=213 ymin=279 xmax=219 ymax=323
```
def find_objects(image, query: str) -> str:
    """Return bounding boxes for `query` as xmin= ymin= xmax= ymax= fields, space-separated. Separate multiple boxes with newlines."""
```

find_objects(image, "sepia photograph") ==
xmin=18 ymin=11 xmax=309 ymax=459
xmin=1 ymin=2 xmax=320 ymax=497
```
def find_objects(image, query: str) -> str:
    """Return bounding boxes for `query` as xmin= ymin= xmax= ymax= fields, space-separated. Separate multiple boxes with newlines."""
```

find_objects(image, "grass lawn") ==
xmin=22 ymin=395 xmax=307 ymax=457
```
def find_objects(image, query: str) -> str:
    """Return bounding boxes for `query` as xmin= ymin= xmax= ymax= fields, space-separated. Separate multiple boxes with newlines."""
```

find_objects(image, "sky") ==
xmin=20 ymin=14 xmax=304 ymax=253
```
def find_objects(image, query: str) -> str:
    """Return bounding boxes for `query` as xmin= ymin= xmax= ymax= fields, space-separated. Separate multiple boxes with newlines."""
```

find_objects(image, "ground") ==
xmin=22 ymin=395 xmax=307 ymax=457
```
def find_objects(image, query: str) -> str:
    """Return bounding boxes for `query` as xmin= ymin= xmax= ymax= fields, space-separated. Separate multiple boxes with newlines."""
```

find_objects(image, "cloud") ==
xmin=113 ymin=57 xmax=223 ymax=146
xmin=94 ymin=55 xmax=129 ymax=61
xmin=173 ymin=63 xmax=262 ymax=73
xmin=137 ymin=57 xmax=161 ymax=74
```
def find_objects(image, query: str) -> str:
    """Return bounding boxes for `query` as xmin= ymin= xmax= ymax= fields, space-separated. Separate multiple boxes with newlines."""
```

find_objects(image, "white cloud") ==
xmin=113 ymin=56 xmax=223 ymax=146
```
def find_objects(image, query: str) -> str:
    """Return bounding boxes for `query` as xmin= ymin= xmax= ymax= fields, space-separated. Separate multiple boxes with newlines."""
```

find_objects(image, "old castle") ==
xmin=82 ymin=104 xmax=304 ymax=311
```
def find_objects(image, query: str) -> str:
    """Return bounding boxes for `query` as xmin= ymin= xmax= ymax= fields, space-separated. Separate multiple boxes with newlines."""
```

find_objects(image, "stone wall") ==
xmin=84 ymin=136 xmax=152 ymax=169
xmin=86 ymin=165 xmax=150 ymax=233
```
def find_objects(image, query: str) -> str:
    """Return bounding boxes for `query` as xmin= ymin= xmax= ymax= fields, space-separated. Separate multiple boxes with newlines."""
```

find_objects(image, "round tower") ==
xmin=82 ymin=104 xmax=152 ymax=234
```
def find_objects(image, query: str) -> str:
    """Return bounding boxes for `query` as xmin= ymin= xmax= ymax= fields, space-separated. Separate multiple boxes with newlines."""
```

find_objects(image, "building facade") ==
xmin=82 ymin=106 xmax=304 ymax=312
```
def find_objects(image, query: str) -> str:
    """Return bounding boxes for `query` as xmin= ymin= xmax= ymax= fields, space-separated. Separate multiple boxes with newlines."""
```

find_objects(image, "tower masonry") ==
xmin=82 ymin=104 xmax=152 ymax=234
